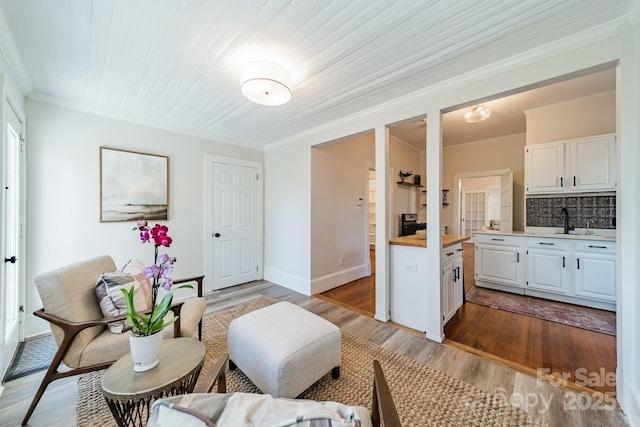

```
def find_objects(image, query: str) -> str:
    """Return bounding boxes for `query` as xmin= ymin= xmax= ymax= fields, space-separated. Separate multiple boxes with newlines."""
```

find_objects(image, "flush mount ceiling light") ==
xmin=241 ymin=61 xmax=292 ymax=106
xmin=464 ymin=104 xmax=491 ymax=123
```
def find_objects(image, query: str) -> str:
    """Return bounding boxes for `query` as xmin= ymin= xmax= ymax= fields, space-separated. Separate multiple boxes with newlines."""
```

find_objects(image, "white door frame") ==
xmin=364 ymin=161 xmax=375 ymax=276
xmin=452 ymin=169 xmax=511 ymax=236
xmin=203 ymin=155 xmax=263 ymax=294
xmin=1 ymin=99 xmax=26 ymax=382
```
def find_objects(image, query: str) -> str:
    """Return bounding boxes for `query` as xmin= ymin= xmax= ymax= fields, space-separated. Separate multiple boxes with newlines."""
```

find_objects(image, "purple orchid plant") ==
xmin=121 ymin=220 xmax=192 ymax=337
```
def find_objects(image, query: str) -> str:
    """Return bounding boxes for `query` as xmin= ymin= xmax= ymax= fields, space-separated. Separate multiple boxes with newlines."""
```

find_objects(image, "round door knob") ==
xmin=214 ymin=233 xmax=221 ymax=238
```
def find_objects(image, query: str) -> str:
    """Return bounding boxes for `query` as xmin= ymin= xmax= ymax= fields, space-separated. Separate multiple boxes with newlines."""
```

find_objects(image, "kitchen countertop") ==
xmin=473 ymin=230 xmax=616 ymax=241
xmin=389 ymin=234 xmax=470 ymax=248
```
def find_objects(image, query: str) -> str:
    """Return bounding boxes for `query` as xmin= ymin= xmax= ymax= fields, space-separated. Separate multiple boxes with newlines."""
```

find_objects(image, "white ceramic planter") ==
xmin=129 ymin=332 xmax=163 ymax=372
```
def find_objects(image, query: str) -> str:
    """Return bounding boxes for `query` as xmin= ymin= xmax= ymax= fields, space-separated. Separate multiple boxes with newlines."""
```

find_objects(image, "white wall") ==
xmin=24 ymin=100 xmax=263 ymax=337
xmin=443 ymin=133 xmax=526 ymax=231
xmin=310 ymin=133 xmax=374 ymax=292
xmin=263 ymin=140 xmax=312 ymax=295
xmin=309 ymin=132 xmax=423 ymax=294
xmin=525 ymin=91 xmax=616 ymax=144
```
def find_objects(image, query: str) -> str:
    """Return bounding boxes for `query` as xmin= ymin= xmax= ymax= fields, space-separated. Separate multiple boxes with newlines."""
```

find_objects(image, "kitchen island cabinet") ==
xmin=389 ymin=234 xmax=469 ymax=331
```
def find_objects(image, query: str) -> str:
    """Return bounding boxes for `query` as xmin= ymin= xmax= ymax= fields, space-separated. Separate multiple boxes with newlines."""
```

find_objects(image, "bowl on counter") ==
xmin=416 ymin=229 xmax=426 ymax=239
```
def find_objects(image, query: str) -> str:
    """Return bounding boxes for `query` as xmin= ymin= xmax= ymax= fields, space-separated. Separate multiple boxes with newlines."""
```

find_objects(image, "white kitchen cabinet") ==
xmin=453 ymin=246 xmax=464 ymax=309
xmin=570 ymin=134 xmax=616 ymax=192
xmin=525 ymin=133 xmax=616 ymax=194
xmin=475 ymin=235 xmax=524 ymax=293
xmin=525 ymin=142 xmax=566 ymax=193
xmin=474 ymin=232 xmax=616 ymax=311
xmin=526 ymin=238 xmax=571 ymax=295
xmin=573 ymin=241 xmax=616 ymax=302
xmin=441 ymin=243 xmax=464 ymax=324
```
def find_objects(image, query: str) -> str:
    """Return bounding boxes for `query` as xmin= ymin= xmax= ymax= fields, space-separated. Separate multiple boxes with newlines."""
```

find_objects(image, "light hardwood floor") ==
xmin=0 ymin=280 xmax=628 ymax=426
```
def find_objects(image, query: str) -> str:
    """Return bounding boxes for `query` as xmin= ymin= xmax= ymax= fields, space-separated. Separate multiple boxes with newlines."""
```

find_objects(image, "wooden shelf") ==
xmin=396 ymin=181 xmax=423 ymax=187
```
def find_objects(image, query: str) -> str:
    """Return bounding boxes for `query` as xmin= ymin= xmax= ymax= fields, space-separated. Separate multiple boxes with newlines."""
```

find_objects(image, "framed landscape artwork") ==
xmin=100 ymin=147 xmax=169 ymax=222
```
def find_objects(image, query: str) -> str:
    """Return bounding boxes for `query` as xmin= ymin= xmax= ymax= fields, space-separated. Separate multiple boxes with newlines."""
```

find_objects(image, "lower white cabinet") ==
xmin=475 ymin=235 xmax=524 ymax=293
xmin=442 ymin=243 xmax=464 ymax=324
xmin=474 ymin=232 xmax=616 ymax=311
xmin=526 ymin=238 xmax=571 ymax=295
xmin=453 ymin=247 xmax=464 ymax=309
xmin=573 ymin=241 xmax=616 ymax=302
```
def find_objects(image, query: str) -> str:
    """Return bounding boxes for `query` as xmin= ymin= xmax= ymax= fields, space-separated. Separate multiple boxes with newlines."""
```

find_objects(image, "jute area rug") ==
xmin=466 ymin=286 xmax=616 ymax=336
xmin=77 ymin=297 xmax=545 ymax=426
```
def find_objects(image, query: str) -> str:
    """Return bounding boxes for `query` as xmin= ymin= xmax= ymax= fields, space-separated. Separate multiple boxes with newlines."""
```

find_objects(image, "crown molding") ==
xmin=0 ymin=7 xmax=32 ymax=95
xmin=27 ymin=92 xmax=264 ymax=151
xmin=628 ymin=0 xmax=640 ymax=27
xmin=265 ymin=18 xmax=624 ymax=151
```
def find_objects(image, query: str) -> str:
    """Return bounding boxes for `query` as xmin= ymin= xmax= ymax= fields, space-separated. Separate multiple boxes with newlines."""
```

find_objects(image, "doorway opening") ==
xmin=452 ymin=169 xmax=513 ymax=242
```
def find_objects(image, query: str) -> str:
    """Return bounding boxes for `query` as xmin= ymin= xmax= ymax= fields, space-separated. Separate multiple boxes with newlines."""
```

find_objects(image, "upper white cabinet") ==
xmin=570 ymin=134 xmax=617 ymax=192
xmin=525 ymin=142 xmax=566 ymax=193
xmin=525 ymin=133 xmax=616 ymax=194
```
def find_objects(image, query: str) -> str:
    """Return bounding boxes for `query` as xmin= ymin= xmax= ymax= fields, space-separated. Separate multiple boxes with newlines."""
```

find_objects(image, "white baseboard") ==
xmin=263 ymin=267 xmax=311 ymax=296
xmin=310 ymin=263 xmax=369 ymax=295
xmin=24 ymin=313 xmax=51 ymax=340
xmin=426 ymin=331 xmax=444 ymax=343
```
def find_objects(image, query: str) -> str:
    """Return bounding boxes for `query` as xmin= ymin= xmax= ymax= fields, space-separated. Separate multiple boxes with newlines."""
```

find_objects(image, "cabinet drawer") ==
xmin=475 ymin=234 xmax=521 ymax=247
xmin=527 ymin=237 xmax=571 ymax=251
xmin=442 ymin=243 xmax=463 ymax=261
xmin=573 ymin=241 xmax=616 ymax=254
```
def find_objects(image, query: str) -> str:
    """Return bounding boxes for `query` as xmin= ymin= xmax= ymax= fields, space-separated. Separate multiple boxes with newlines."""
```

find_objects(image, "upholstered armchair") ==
xmin=148 ymin=355 xmax=402 ymax=427
xmin=21 ymin=255 xmax=206 ymax=425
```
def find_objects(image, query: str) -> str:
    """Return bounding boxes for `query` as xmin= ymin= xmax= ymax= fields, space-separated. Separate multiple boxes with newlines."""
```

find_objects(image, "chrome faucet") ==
xmin=586 ymin=219 xmax=593 ymax=235
xmin=561 ymin=208 xmax=570 ymax=234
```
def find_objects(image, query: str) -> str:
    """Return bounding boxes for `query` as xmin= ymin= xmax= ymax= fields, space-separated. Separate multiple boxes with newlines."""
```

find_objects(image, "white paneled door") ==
xmin=205 ymin=158 xmax=263 ymax=292
xmin=500 ymin=170 xmax=513 ymax=233
xmin=461 ymin=191 xmax=487 ymax=241
xmin=1 ymin=104 xmax=23 ymax=379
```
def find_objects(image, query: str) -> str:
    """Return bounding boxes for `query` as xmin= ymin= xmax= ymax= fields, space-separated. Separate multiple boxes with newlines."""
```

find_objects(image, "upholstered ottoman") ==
xmin=227 ymin=301 xmax=341 ymax=398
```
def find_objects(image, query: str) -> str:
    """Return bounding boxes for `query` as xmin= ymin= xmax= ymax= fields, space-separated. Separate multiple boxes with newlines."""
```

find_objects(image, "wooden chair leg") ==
xmin=194 ymin=354 xmax=228 ymax=394
xmin=21 ymin=364 xmax=57 ymax=425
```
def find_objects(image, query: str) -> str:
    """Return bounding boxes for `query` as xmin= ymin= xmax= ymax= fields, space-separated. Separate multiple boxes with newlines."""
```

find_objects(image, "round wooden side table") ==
xmin=101 ymin=337 xmax=205 ymax=427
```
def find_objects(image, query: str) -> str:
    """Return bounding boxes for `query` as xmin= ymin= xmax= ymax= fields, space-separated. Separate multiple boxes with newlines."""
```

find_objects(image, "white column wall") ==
xmin=617 ymin=19 xmax=640 ymax=423
xmin=425 ymin=110 xmax=443 ymax=342
xmin=263 ymin=141 xmax=312 ymax=295
xmin=374 ymin=126 xmax=390 ymax=322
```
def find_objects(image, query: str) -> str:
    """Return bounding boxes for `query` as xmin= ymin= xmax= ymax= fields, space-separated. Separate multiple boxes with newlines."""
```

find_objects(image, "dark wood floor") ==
xmin=320 ymin=243 xmax=618 ymax=395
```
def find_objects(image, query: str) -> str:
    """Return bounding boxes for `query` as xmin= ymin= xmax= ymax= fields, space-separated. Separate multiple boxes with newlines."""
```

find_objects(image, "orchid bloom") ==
xmin=151 ymin=224 xmax=172 ymax=247
xmin=126 ymin=221 xmax=190 ymax=337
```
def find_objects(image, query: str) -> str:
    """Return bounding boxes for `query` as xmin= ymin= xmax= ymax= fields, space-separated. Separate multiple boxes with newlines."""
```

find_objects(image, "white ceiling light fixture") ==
xmin=464 ymin=104 xmax=491 ymax=123
xmin=241 ymin=61 xmax=292 ymax=106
